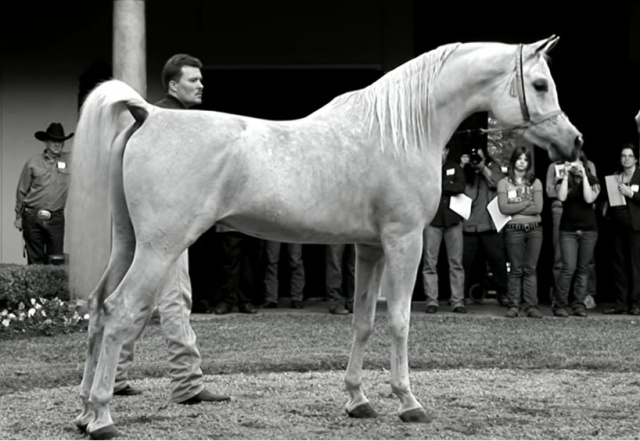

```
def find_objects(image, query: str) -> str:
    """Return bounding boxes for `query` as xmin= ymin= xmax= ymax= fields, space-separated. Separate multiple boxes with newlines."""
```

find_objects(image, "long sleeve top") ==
xmin=497 ymin=178 xmax=543 ymax=225
xmin=430 ymin=159 xmax=466 ymax=228
xmin=15 ymin=150 xmax=71 ymax=219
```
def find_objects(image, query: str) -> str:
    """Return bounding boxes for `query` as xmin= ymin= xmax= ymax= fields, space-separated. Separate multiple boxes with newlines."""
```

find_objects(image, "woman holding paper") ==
xmin=603 ymin=144 xmax=640 ymax=315
xmin=553 ymin=151 xmax=600 ymax=318
xmin=497 ymin=146 xmax=544 ymax=318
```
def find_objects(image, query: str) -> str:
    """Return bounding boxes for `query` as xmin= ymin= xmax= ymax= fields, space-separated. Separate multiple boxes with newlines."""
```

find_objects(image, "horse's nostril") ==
xmin=575 ymin=135 xmax=584 ymax=149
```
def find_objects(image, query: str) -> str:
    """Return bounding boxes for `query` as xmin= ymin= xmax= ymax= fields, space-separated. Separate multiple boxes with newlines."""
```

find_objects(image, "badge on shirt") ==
xmin=57 ymin=161 xmax=67 ymax=170
xmin=507 ymin=190 xmax=518 ymax=199
xmin=632 ymin=184 xmax=639 ymax=193
xmin=446 ymin=168 xmax=455 ymax=176
xmin=501 ymin=166 xmax=508 ymax=173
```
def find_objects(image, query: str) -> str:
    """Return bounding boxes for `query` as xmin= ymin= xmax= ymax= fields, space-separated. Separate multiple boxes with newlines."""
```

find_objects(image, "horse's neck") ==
xmin=430 ymin=43 xmax=513 ymax=149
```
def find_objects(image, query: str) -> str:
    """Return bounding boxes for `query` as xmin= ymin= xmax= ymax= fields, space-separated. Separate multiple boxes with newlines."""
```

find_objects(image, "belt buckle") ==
xmin=523 ymin=224 xmax=530 ymax=232
xmin=37 ymin=209 xmax=51 ymax=220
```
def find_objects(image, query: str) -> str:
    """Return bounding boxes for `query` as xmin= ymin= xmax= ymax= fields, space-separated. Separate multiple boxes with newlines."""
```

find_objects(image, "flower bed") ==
xmin=0 ymin=264 xmax=87 ymax=336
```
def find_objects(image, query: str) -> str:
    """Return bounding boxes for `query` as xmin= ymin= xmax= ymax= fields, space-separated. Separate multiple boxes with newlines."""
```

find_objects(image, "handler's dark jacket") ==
xmin=155 ymin=94 xmax=186 ymax=109
xmin=430 ymin=159 xmax=466 ymax=228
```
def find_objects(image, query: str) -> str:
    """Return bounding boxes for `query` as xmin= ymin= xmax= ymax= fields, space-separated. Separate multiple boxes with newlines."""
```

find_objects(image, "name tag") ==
xmin=632 ymin=185 xmax=639 ymax=192
xmin=507 ymin=190 xmax=517 ymax=199
xmin=501 ymin=166 xmax=508 ymax=173
xmin=446 ymin=168 xmax=455 ymax=176
xmin=57 ymin=161 xmax=67 ymax=170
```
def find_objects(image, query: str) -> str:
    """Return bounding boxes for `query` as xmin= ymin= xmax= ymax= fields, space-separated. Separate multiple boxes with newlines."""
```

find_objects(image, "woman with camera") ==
xmin=497 ymin=146 xmax=544 ymax=318
xmin=552 ymin=151 xmax=600 ymax=318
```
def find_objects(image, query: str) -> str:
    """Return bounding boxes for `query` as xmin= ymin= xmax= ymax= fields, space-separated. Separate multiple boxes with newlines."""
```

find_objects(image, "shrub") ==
xmin=0 ymin=264 xmax=70 ymax=310
xmin=0 ymin=264 xmax=87 ymax=336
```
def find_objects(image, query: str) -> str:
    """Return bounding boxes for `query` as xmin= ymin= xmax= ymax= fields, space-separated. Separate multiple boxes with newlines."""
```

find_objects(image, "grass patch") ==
xmin=2 ymin=312 xmax=640 ymax=439
xmin=2 ymin=313 xmax=640 ymax=396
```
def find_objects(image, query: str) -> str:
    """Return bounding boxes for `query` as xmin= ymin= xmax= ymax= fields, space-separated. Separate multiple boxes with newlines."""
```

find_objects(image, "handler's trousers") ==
xmin=114 ymin=250 xmax=204 ymax=403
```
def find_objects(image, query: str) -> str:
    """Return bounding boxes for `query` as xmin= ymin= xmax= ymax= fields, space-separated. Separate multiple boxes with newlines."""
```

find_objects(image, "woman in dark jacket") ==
xmin=604 ymin=143 xmax=640 ymax=315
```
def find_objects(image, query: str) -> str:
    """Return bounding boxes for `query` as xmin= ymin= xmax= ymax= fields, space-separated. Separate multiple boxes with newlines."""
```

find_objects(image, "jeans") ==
xmin=610 ymin=221 xmax=640 ymax=311
xmin=551 ymin=200 xmax=597 ymax=297
xmin=504 ymin=225 xmax=543 ymax=310
xmin=553 ymin=230 xmax=598 ymax=311
xmin=462 ymin=230 xmax=508 ymax=299
xmin=22 ymin=211 xmax=65 ymax=264
xmin=263 ymin=241 xmax=305 ymax=302
xmin=422 ymin=224 xmax=465 ymax=308
xmin=326 ymin=244 xmax=355 ymax=310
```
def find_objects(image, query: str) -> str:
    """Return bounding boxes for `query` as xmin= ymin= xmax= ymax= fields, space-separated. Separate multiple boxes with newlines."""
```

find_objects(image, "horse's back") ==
xmin=122 ymin=106 xmax=432 ymax=244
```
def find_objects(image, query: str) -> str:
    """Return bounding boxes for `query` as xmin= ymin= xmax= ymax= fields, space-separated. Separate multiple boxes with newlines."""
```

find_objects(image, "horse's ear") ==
xmin=532 ymin=35 xmax=560 ymax=54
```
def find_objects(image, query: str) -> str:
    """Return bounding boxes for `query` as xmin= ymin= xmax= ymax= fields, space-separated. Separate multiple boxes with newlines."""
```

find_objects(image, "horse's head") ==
xmin=490 ymin=35 xmax=583 ymax=161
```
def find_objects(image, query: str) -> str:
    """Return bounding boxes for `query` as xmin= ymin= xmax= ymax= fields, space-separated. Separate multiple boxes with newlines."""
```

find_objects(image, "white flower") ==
xmin=18 ymin=312 xmax=25 ymax=321
xmin=18 ymin=302 xmax=25 ymax=310
xmin=8 ymin=313 xmax=16 ymax=319
xmin=27 ymin=308 xmax=36 ymax=318
xmin=35 ymin=304 xmax=42 ymax=310
xmin=1 ymin=310 xmax=7 ymax=317
xmin=41 ymin=310 xmax=47 ymax=317
xmin=1 ymin=319 xmax=9 ymax=327
xmin=83 ymin=313 xmax=90 ymax=320
xmin=30 ymin=298 xmax=36 ymax=306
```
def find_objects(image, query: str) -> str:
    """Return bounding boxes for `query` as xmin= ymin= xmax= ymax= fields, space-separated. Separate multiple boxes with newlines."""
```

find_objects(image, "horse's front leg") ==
xmin=345 ymin=244 xmax=384 ymax=418
xmin=382 ymin=230 xmax=431 ymax=423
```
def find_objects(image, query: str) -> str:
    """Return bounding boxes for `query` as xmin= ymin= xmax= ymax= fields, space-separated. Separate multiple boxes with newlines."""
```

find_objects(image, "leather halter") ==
xmin=495 ymin=44 xmax=565 ymax=133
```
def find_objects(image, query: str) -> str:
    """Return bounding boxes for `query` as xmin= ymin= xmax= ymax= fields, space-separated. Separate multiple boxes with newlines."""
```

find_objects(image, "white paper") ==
xmin=487 ymin=196 xmax=512 ymax=232
xmin=449 ymin=193 xmax=472 ymax=220
xmin=605 ymin=175 xmax=626 ymax=207
xmin=554 ymin=163 xmax=565 ymax=179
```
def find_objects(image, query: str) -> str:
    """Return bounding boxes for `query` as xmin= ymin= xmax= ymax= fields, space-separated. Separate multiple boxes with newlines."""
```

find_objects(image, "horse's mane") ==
xmin=322 ymin=42 xmax=462 ymax=154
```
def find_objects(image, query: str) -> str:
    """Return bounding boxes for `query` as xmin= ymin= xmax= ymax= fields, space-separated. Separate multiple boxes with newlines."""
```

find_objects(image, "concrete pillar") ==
xmin=112 ymin=0 xmax=147 ymax=98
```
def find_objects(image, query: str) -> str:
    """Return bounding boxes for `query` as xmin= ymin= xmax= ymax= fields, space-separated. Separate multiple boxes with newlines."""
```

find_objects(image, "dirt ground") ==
xmin=2 ymin=368 xmax=639 ymax=440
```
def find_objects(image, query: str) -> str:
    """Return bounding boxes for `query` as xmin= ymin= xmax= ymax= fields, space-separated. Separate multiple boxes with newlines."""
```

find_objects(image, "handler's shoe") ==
xmin=505 ymin=307 xmax=519 ymax=318
xmin=553 ymin=308 xmax=569 ymax=318
xmin=177 ymin=388 xmax=231 ymax=405
xmin=526 ymin=308 xmax=543 ymax=319
xmin=113 ymin=384 xmax=143 ymax=396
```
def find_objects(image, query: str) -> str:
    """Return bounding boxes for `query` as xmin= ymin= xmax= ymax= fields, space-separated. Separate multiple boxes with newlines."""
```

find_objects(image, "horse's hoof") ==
xmin=399 ymin=408 xmax=432 ymax=423
xmin=75 ymin=422 xmax=88 ymax=434
xmin=89 ymin=424 xmax=119 ymax=440
xmin=347 ymin=402 xmax=378 ymax=418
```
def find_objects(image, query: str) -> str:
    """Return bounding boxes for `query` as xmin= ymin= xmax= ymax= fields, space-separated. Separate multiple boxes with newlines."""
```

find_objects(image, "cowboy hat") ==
xmin=35 ymin=122 xmax=74 ymax=142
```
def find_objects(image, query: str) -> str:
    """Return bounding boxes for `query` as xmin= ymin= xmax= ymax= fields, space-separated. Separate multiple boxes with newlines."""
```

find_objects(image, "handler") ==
xmin=113 ymin=54 xmax=230 ymax=405
xmin=14 ymin=122 xmax=72 ymax=264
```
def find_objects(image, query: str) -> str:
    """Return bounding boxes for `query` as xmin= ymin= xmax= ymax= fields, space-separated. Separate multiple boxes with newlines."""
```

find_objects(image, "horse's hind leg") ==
xmin=87 ymin=246 xmax=174 ymax=439
xmin=75 ymin=244 xmax=135 ymax=435
xmin=345 ymin=244 xmax=384 ymax=418
xmin=383 ymin=230 xmax=431 ymax=423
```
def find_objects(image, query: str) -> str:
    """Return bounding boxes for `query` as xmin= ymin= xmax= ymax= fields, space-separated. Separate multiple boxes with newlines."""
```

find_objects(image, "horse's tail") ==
xmin=65 ymin=80 xmax=152 ymax=302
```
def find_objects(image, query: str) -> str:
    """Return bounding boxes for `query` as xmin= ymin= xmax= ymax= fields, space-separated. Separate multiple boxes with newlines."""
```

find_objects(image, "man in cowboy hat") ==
xmin=14 ymin=122 xmax=73 ymax=264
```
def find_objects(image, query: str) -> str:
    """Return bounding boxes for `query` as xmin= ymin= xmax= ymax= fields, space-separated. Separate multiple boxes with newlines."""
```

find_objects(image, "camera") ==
xmin=469 ymin=147 xmax=483 ymax=165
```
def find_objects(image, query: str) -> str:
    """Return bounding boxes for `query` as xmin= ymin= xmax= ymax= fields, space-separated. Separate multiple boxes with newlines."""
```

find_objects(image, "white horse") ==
xmin=66 ymin=35 xmax=582 ymax=439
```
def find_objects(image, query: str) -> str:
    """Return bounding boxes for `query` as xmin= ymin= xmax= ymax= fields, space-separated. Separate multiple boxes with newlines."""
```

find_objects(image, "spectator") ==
xmin=461 ymin=144 xmax=509 ymax=307
xmin=552 ymin=151 xmax=600 ymax=318
xmin=326 ymin=244 xmax=355 ymax=315
xmin=213 ymin=230 xmax=260 ymax=315
xmin=603 ymin=143 xmax=640 ymax=315
xmin=261 ymin=241 xmax=305 ymax=309
xmin=115 ymin=54 xmax=230 ymax=404
xmin=545 ymin=158 xmax=598 ymax=308
xmin=14 ymin=122 xmax=72 ymax=264
xmin=422 ymin=147 xmax=467 ymax=313
xmin=497 ymin=146 xmax=544 ymax=318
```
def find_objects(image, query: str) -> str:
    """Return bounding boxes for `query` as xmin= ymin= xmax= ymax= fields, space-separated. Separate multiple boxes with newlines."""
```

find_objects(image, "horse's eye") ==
xmin=533 ymin=80 xmax=548 ymax=93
